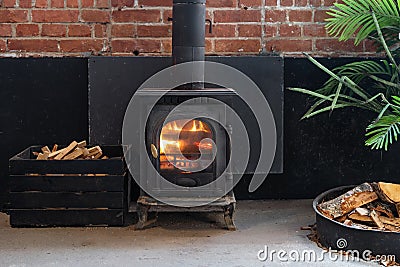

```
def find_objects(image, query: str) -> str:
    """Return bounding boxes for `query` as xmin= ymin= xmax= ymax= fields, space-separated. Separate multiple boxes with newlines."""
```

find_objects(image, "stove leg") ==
xmin=135 ymin=204 xmax=158 ymax=230
xmin=135 ymin=204 xmax=148 ymax=230
xmin=224 ymin=203 xmax=236 ymax=231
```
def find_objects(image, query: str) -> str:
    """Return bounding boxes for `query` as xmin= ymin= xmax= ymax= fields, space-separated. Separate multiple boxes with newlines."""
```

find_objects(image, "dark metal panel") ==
xmin=88 ymin=56 xmax=284 ymax=174
xmin=9 ymin=209 xmax=124 ymax=227
xmin=0 ymin=58 xmax=88 ymax=210
xmin=88 ymin=56 xmax=171 ymax=145
xmin=235 ymin=57 xmax=400 ymax=199
xmin=208 ymin=56 xmax=284 ymax=174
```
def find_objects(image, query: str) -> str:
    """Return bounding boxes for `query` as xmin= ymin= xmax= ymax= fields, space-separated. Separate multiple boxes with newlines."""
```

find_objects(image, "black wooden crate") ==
xmin=8 ymin=145 xmax=130 ymax=227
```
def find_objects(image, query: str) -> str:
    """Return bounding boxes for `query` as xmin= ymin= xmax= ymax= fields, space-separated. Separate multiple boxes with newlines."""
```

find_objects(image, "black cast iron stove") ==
xmin=134 ymin=0 xmax=236 ymax=230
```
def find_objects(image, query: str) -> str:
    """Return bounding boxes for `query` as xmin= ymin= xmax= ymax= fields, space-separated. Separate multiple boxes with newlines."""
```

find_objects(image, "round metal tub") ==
xmin=313 ymin=185 xmax=400 ymax=260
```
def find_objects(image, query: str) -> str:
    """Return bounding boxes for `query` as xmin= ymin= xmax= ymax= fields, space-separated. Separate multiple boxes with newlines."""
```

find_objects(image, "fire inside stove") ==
xmin=159 ymin=119 xmax=214 ymax=172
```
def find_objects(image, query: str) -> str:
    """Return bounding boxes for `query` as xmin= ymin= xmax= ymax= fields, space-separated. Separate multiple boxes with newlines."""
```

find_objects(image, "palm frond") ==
xmin=316 ymin=60 xmax=391 ymax=95
xmin=325 ymin=0 xmax=400 ymax=45
xmin=366 ymin=112 xmax=400 ymax=150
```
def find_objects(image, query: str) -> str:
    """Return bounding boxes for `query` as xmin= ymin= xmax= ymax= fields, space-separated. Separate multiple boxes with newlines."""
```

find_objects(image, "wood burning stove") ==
xmin=134 ymin=89 xmax=236 ymax=230
xmin=133 ymin=0 xmax=237 ymax=230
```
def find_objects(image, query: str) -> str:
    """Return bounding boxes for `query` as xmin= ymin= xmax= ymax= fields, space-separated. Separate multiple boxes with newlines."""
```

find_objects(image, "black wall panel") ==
xmin=234 ymin=58 xmax=400 ymax=199
xmin=0 ymin=58 xmax=88 ymax=209
xmin=88 ymin=56 xmax=284 ymax=174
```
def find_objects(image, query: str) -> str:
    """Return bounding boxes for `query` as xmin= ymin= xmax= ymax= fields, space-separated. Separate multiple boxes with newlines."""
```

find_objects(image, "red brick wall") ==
xmin=0 ymin=0 xmax=375 ymax=57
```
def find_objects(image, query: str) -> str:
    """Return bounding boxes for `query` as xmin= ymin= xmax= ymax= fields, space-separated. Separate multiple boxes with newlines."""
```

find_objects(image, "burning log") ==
xmin=317 ymin=183 xmax=378 ymax=219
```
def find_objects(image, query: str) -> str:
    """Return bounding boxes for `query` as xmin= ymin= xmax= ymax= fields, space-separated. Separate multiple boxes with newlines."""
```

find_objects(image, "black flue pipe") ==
xmin=172 ymin=0 xmax=206 ymax=89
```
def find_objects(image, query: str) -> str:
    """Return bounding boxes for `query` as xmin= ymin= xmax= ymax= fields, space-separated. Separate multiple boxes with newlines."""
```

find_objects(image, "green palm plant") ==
xmin=288 ymin=0 xmax=400 ymax=150
xmin=326 ymin=0 xmax=400 ymax=54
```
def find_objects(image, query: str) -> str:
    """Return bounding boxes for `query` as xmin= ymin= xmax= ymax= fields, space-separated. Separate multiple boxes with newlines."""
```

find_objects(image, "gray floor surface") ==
xmin=0 ymin=200 xmax=381 ymax=267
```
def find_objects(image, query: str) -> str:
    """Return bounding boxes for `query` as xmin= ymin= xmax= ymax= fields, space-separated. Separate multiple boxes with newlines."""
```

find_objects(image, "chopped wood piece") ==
xmin=374 ymin=182 xmax=400 ymax=203
xmin=396 ymin=203 xmax=400 ymax=218
xmin=54 ymin=141 xmax=78 ymax=160
xmin=383 ymin=224 xmax=400 ymax=232
xmin=81 ymin=148 xmax=89 ymax=157
xmin=41 ymin=146 xmax=51 ymax=153
xmin=87 ymin=146 xmax=99 ymax=153
xmin=48 ymin=148 xmax=66 ymax=158
xmin=34 ymin=142 xmax=107 ymax=161
xmin=36 ymin=152 xmax=49 ymax=160
xmin=343 ymin=219 xmax=353 ymax=226
xmin=348 ymin=213 xmax=373 ymax=223
xmin=366 ymin=201 xmax=395 ymax=218
xmin=317 ymin=183 xmax=378 ymax=219
xmin=355 ymin=207 xmax=370 ymax=216
xmin=93 ymin=151 xmax=103 ymax=159
xmin=336 ymin=215 xmax=347 ymax=223
xmin=63 ymin=148 xmax=84 ymax=160
xmin=379 ymin=216 xmax=400 ymax=227
xmin=52 ymin=144 xmax=58 ymax=152
xmin=87 ymin=146 xmax=102 ymax=158
xmin=370 ymin=210 xmax=384 ymax=229
xmin=77 ymin=140 xmax=87 ymax=148
xmin=351 ymin=222 xmax=373 ymax=230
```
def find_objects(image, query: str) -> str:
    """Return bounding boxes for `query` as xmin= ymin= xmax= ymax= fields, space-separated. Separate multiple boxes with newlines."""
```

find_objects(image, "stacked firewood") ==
xmin=318 ymin=182 xmax=400 ymax=232
xmin=33 ymin=140 xmax=108 ymax=160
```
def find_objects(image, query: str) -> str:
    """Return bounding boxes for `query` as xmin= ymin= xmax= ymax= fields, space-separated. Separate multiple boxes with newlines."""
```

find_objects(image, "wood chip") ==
xmin=48 ymin=148 xmax=66 ymax=158
xmin=383 ymin=224 xmax=400 ymax=233
xmin=343 ymin=219 xmax=353 ymax=226
xmin=317 ymin=183 xmax=378 ymax=219
xmin=52 ymin=144 xmax=58 ymax=152
xmin=87 ymin=146 xmax=102 ymax=158
xmin=355 ymin=207 xmax=370 ymax=216
xmin=367 ymin=201 xmax=395 ymax=218
xmin=36 ymin=152 xmax=49 ymax=160
xmin=93 ymin=151 xmax=103 ymax=159
xmin=379 ymin=216 xmax=400 ymax=227
xmin=54 ymin=141 xmax=78 ymax=160
xmin=77 ymin=140 xmax=87 ymax=148
xmin=370 ymin=210 xmax=384 ymax=229
xmin=348 ymin=213 xmax=373 ymax=223
xmin=374 ymin=182 xmax=400 ymax=203
xmin=81 ymin=148 xmax=89 ymax=157
xmin=63 ymin=148 xmax=84 ymax=160
xmin=41 ymin=146 xmax=51 ymax=153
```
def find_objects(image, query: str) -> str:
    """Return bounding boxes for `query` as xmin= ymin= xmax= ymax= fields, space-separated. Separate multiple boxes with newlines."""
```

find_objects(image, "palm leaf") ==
xmin=316 ymin=60 xmax=394 ymax=96
xmin=325 ymin=0 xmax=400 ymax=45
xmin=366 ymin=112 xmax=400 ymax=150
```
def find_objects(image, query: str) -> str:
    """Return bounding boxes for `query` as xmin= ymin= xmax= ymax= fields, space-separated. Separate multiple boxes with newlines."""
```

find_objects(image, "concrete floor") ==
xmin=0 ymin=200 xmax=379 ymax=267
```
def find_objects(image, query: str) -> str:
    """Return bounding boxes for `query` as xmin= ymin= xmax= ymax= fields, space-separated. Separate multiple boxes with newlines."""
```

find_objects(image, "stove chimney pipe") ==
xmin=172 ymin=0 xmax=206 ymax=89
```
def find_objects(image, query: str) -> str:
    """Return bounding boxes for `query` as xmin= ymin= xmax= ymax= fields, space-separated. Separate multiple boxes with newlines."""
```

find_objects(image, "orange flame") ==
xmin=159 ymin=119 xmax=211 ymax=155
